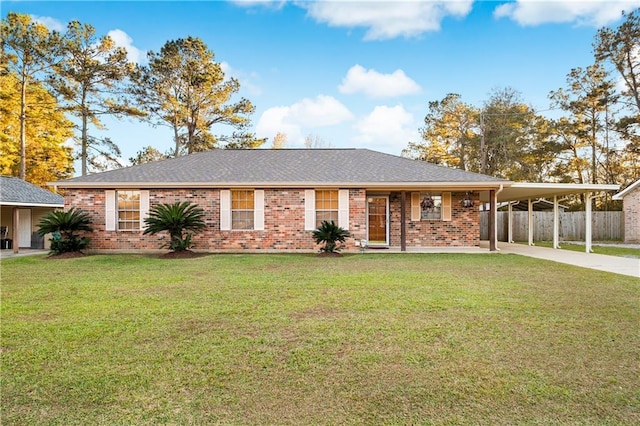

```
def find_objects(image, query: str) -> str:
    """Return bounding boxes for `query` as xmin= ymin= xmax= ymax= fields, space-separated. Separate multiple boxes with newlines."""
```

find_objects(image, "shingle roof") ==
xmin=54 ymin=149 xmax=509 ymax=187
xmin=1 ymin=176 xmax=64 ymax=206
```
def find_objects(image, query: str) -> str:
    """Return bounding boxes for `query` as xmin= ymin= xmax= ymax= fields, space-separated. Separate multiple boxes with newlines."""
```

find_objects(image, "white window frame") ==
xmin=411 ymin=191 xmax=451 ymax=222
xmin=305 ymin=189 xmax=349 ymax=230
xmin=105 ymin=190 xmax=149 ymax=231
xmin=220 ymin=189 xmax=264 ymax=231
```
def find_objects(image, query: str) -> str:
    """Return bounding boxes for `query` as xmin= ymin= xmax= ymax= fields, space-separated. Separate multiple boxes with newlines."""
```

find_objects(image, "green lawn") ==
xmin=533 ymin=241 xmax=640 ymax=258
xmin=2 ymin=253 xmax=639 ymax=425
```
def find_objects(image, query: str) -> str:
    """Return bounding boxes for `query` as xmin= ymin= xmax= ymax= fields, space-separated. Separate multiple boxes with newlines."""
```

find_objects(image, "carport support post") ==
xmin=528 ymin=198 xmax=534 ymax=246
xmin=489 ymin=189 xmax=497 ymax=251
xmin=585 ymin=192 xmax=593 ymax=253
xmin=553 ymin=195 xmax=559 ymax=249
xmin=507 ymin=201 xmax=513 ymax=243
xmin=400 ymin=191 xmax=406 ymax=252
xmin=12 ymin=207 xmax=19 ymax=254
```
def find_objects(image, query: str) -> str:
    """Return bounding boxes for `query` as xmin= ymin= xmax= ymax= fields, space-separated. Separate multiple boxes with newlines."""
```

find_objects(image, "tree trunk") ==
xmin=173 ymin=120 xmax=180 ymax=157
xmin=81 ymin=113 xmax=88 ymax=176
xmin=19 ymin=72 xmax=27 ymax=180
xmin=81 ymin=89 xmax=88 ymax=176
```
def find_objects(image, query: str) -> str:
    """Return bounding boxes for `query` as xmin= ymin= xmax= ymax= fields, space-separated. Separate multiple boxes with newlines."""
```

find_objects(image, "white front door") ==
xmin=18 ymin=209 xmax=32 ymax=248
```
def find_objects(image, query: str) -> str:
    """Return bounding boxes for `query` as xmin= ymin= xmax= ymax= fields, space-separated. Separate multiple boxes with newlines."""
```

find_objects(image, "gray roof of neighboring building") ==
xmin=1 ymin=176 xmax=64 ymax=206
xmin=53 ymin=149 xmax=510 ymax=188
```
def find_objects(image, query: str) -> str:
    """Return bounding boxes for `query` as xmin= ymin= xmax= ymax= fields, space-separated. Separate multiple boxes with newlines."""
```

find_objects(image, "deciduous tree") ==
xmin=1 ymin=12 xmax=62 ymax=179
xmin=0 ymin=72 xmax=73 ymax=187
xmin=402 ymin=93 xmax=480 ymax=170
xmin=271 ymin=132 xmax=287 ymax=149
xmin=129 ymin=145 xmax=169 ymax=165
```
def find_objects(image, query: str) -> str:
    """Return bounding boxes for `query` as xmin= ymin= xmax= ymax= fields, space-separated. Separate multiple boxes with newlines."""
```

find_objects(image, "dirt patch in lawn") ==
xmin=159 ymin=250 xmax=209 ymax=259
xmin=45 ymin=251 xmax=87 ymax=259
xmin=316 ymin=252 xmax=344 ymax=258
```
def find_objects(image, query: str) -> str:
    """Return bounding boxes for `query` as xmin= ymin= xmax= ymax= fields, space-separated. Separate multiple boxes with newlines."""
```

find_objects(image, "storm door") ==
xmin=367 ymin=196 xmax=389 ymax=246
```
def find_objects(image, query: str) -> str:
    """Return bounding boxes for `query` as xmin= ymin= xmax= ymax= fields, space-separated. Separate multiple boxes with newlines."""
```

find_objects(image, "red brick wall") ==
xmin=389 ymin=191 xmax=480 ymax=247
xmin=65 ymin=188 xmax=478 ymax=251
xmin=65 ymin=188 xmax=367 ymax=252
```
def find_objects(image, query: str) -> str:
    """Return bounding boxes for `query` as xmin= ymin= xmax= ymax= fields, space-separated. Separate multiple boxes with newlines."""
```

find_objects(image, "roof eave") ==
xmin=612 ymin=180 xmax=640 ymax=200
xmin=0 ymin=201 xmax=64 ymax=207
xmin=50 ymin=181 xmax=510 ymax=190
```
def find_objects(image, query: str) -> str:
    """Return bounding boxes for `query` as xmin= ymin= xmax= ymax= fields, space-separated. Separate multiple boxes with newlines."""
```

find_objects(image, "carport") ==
xmin=481 ymin=183 xmax=620 ymax=253
xmin=0 ymin=176 xmax=64 ymax=254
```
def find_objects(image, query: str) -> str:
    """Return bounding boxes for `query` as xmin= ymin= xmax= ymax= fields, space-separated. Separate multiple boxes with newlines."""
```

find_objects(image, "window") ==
xmin=232 ymin=190 xmax=254 ymax=230
xmin=411 ymin=191 xmax=451 ymax=222
xmin=117 ymin=191 xmax=140 ymax=231
xmin=420 ymin=193 xmax=442 ymax=220
xmin=315 ymin=189 xmax=338 ymax=227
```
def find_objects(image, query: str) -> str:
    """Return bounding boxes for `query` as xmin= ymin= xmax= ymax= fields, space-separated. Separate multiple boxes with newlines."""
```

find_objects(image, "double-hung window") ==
xmin=231 ymin=190 xmax=255 ymax=230
xmin=117 ymin=191 xmax=141 ymax=231
xmin=315 ymin=189 xmax=339 ymax=227
xmin=420 ymin=193 xmax=442 ymax=220
xmin=105 ymin=190 xmax=149 ymax=231
xmin=304 ymin=189 xmax=349 ymax=231
xmin=411 ymin=192 xmax=451 ymax=222
xmin=220 ymin=189 xmax=264 ymax=231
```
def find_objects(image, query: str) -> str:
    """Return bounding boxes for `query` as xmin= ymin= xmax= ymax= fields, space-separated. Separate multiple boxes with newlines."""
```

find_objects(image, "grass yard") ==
xmin=532 ymin=241 xmax=640 ymax=258
xmin=2 ymin=253 xmax=639 ymax=425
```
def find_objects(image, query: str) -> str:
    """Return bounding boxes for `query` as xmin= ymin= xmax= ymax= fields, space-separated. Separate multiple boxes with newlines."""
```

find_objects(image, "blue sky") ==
xmin=3 ymin=0 xmax=639 ymax=168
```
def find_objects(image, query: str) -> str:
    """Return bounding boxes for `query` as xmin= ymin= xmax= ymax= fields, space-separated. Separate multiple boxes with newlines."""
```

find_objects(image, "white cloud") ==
xmin=494 ymin=0 xmax=640 ymax=27
xmin=220 ymin=61 xmax=263 ymax=96
xmin=256 ymin=95 xmax=354 ymax=144
xmin=339 ymin=65 xmax=421 ymax=98
xmin=352 ymin=105 xmax=420 ymax=152
xmin=302 ymin=0 xmax=473 ymax=40
xmin=107 ymin=29 xmax=146 ymax=64
xmin=30 ymin=15 xmax=65 ymax=32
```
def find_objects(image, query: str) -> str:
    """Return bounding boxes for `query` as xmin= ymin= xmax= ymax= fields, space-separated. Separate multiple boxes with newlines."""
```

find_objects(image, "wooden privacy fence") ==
xmin=480 ymin=211 xmax=623 ymax=241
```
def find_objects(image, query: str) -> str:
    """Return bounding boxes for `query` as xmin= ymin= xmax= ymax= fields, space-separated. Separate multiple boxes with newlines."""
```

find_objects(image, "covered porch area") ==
xmin=481 ymin=183 xmax=621 ymax=253
xmin=0 ymin=176 xmax=64 ymax=254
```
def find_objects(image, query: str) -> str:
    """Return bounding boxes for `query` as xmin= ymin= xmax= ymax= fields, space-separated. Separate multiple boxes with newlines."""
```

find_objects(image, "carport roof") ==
xmin=495 ymin=182 xmax=620 ymax=203
xmin=0 ymin=176 xmax=64 ymax=207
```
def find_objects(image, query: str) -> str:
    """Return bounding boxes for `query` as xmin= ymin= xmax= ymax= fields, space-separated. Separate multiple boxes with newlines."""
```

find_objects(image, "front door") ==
xmin=18 ymin=209 xmax=32 ymax=248
xmin=367 ymin=196 xmax=388 ymax=246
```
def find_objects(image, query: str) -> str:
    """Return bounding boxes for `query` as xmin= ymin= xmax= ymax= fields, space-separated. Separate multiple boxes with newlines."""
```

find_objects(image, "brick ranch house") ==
xmin=51 ymin=149 xmax=511 ymax=252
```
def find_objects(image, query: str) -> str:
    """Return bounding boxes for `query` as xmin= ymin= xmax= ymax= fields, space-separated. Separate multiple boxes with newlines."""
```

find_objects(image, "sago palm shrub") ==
xmin=37 ymin=208 xmax=93 ymax=254
xmin=143 ymin=201 xmax=206 ymax=252
xmin=312 ymin=220 xmax=350 ymax=253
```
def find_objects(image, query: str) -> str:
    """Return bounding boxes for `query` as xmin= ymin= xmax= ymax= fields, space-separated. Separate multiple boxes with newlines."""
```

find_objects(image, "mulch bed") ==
xmin=316 ymin=252 xmax=343 ymax=257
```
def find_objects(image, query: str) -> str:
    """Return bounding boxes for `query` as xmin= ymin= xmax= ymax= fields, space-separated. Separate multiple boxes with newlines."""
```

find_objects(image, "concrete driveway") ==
xmin=497 ymin=243 xmax=640 ymax=278
xmin=0 ymin=249 xmax=48 ymax=260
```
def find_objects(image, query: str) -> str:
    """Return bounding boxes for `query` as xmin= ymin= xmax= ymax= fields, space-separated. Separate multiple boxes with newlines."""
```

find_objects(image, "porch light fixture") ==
xmin=461 ymin=192 xmax=474 ymax=208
